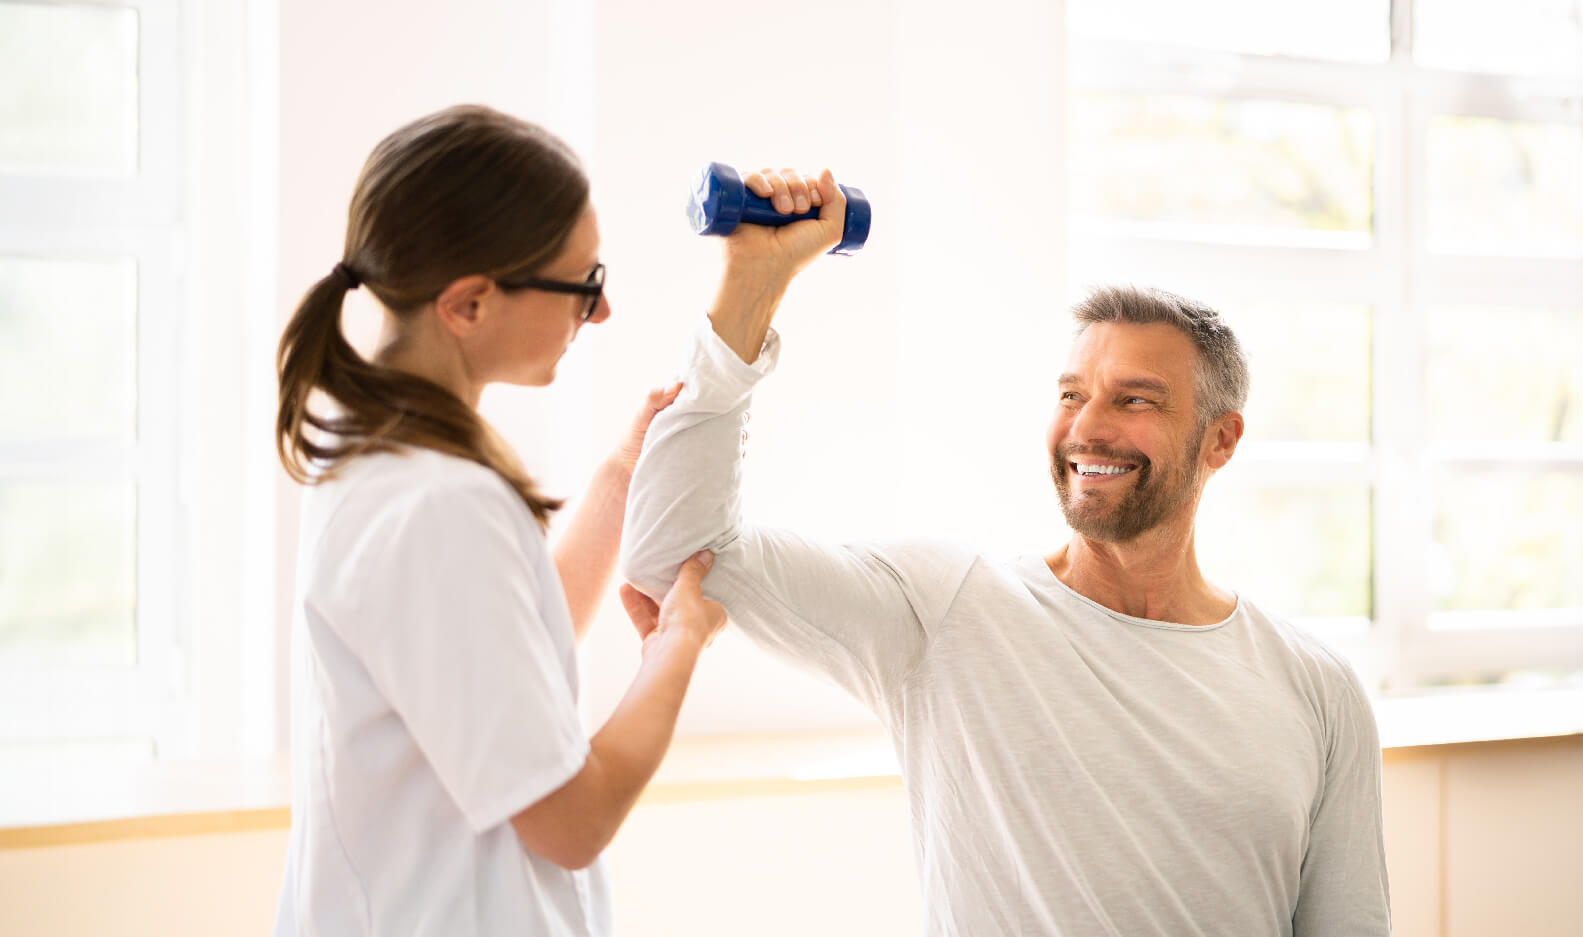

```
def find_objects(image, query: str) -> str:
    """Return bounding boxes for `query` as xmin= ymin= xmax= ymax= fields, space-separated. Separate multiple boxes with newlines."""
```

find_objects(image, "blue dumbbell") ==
xmin=686 ymin=161 xmax=872 ymax=254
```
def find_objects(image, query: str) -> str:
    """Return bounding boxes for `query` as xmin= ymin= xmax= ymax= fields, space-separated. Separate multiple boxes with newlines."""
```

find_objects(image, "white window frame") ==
xmin=1066 ymin=3 xmax=1583 ymax=690
xmin=0 ymin=0 xmax=190 ymax=758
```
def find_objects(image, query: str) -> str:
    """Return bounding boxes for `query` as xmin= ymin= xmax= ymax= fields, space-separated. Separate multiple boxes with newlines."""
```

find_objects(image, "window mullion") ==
xmin=1371 ymin=39 xmax=1434 ymax=691
xmin=135 ymin=233 xmax=185 ymax=756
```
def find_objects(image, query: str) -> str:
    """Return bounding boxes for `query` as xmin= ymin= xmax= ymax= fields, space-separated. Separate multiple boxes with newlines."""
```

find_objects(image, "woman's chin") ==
xmin=498 ymin=363 xmax=557 ymax=388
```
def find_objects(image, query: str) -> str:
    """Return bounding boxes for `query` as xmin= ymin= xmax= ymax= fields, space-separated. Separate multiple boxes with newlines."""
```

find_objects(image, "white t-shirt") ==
xmin=274 ymin=447 xmax=611 ymax=937
xmin=621 ymin=321 xmax=1391 ymax=936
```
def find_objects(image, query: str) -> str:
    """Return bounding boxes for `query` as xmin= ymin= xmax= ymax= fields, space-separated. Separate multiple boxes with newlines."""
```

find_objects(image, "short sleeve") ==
xmin=320 ymin=473 xmax=587 ymax=834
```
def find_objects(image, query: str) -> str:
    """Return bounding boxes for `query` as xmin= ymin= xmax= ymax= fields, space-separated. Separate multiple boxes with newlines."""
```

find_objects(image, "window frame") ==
xmin=0 ymin=0 xmax=190 ymax=758
xmin=1066 ymin=1 xmax=1583 ymax=690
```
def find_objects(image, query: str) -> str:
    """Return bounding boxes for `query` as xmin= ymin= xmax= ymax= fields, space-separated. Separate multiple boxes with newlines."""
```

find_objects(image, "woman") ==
xmin=272 ymin=104 xmax=728 ymax=936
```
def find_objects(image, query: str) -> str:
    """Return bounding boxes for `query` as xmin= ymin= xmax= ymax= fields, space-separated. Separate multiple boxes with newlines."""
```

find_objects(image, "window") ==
xmin=0 ymin=0 xmax=188 ymax=773
xmin=1068 ymin=0 xmax=1583 ymax=690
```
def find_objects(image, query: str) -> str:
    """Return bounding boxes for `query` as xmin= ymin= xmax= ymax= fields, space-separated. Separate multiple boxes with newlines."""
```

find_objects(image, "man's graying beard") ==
xmin=1052 ymin=435 xmax=1202 ymax=542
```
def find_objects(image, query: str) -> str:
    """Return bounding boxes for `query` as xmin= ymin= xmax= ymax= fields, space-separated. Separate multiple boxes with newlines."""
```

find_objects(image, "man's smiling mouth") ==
xmin=1071 ymin=462 xmax=1138 ymax=477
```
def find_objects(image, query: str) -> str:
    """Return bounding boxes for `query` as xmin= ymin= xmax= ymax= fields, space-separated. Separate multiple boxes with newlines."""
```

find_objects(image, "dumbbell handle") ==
xmin=687 ymin=161 xmax=871 ymax=255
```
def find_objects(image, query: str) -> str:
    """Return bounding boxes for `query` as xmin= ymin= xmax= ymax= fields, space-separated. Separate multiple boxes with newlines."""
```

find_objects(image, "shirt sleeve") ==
xmin=1292 ymin=656 xmax=1393 ymax=935
xmin=321 ymin=472 xmax=588 ymax=834
xmin=621 ymin=318 xmax=976 ymax=715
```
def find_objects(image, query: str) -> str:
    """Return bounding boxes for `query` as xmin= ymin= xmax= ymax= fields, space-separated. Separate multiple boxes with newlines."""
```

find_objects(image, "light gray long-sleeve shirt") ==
xmin=621 ymin=320 xmax=1391 ymax=936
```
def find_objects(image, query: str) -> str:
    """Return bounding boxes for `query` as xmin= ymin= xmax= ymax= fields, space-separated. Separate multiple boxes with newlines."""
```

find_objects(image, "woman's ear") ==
xmin=434 ymin=275 xmax=496 ymax=337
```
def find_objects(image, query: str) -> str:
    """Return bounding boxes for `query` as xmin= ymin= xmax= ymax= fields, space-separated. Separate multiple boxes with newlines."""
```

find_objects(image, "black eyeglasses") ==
xmin=497 ymin=262 xmax=605 ymax=322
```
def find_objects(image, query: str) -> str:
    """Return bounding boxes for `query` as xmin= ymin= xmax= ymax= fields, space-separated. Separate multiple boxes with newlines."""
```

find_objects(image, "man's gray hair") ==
xmin=1071 ymin=285 xmax=1250 ymax=431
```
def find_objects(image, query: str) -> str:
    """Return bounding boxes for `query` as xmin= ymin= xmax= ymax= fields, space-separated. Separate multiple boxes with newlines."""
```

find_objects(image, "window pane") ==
xmin=1416 ymin=0 xmax=1583 ymax=78
xmin=1428 ymin=306 xmax=1583 ymax=443
xmin=1427 ymin=117 xmax=1583 ymax=254
xmin=1070 ymin=0 xmax=1389 ymax=62
xmin=1199 ymin=481 xmax=1373 ymax=618
xmin=0 ymin=481 xmax=136 ymax=667
xmin=1431 ymin=469 xmax=1583 ymax=611
xmin=1227 ymin=303 xmax=1372 ymax=442
xmin=0 ymin=3 xmax=139 ymax=175
xmin=1071 ymin=93 xmax=1375 ymax=237
xmin=0 ymin=256 xmax=137 ymax=441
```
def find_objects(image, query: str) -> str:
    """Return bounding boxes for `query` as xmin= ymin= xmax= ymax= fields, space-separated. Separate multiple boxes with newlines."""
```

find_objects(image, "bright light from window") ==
xmin=1416 ymin=0 xmax=1583 ymax=78
xmin=1068 ymin=0 xmax=1390 ymax=62
xmin=0 ymin=3 xmax=139 ymax=175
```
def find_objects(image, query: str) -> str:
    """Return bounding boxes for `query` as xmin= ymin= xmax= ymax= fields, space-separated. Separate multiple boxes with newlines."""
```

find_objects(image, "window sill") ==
xmin=0 ymin=758 xmax=291 ymax=849
xmin=3 ymin=686 xmax=1578 ymax=849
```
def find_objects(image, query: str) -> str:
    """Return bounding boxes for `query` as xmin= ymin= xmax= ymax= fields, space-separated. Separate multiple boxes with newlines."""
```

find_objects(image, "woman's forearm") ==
xmin=509 ymin=628 xmax=705 ymax=869
xmin=553 ymin=456 xmax=631 ymax=641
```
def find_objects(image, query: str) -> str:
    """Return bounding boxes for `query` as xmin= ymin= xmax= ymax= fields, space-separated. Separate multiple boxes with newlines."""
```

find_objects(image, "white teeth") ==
xmin=1075 ymin=463 xmax=1131 ymax=476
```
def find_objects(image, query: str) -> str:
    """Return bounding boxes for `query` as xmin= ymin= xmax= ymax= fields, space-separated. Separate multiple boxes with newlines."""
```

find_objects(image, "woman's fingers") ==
xmin=618 ymin=583 xmax=659 ymax=639
xmin=665 ymin=551 xmax=727 ymax=646
xmin=632 ymin=381 xmax=682 ymax=431
xmin=649 ymin=381 xmax=683 ymax=411
xmin=672 ymin=550 xmax=715 ymax=589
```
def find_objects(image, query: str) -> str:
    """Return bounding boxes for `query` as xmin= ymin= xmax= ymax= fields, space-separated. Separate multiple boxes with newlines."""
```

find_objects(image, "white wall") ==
xmin=579 ymin=0 xmax=1069 ymax=736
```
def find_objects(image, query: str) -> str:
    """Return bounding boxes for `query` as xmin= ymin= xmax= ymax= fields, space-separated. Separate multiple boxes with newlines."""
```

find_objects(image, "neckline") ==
xmin=1019 ymin=553 xmax=1240 ymax=633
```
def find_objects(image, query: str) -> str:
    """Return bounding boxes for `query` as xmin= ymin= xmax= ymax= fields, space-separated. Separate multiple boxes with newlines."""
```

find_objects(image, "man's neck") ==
xmin=1045 ymin=524 xmax=1236 ymax=626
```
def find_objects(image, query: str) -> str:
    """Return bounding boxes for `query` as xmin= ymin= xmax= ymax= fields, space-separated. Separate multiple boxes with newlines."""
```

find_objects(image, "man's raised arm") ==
xmin=620 ymin=169 xmax=974 ymax=713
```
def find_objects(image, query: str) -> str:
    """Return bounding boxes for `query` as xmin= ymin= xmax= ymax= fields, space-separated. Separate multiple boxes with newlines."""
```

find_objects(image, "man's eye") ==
xmin=1124 ymin=397 xmax=1150 ymax=406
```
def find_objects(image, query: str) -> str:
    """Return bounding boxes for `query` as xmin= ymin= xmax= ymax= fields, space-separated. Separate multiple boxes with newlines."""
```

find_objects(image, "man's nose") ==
xmin=1067 ymin=399 xmax=1117 ymax=444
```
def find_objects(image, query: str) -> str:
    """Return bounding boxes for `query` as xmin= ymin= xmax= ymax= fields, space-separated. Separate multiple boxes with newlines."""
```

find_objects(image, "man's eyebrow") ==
xmin=1117 ymin=377 xmax=1171 ymax=396
xmin=1057 ymin=374 xmax=1171 ymax=396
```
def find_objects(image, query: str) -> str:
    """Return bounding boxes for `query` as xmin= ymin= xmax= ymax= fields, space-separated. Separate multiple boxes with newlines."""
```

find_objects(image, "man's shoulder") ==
xmin=1236 ymin=596 xmax=1372 ymax=704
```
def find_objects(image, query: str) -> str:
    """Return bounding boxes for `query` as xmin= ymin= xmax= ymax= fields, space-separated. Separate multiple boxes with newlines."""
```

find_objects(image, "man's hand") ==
xmin=618 ymin=551 xmax=727 ymax=654
xmin=613 ymin=382 xmax=683 ymax=473
xmin=722 ymin=168 xmax=846 ymax=276
xmin=708 ymin=168 xmax=847 ymax=363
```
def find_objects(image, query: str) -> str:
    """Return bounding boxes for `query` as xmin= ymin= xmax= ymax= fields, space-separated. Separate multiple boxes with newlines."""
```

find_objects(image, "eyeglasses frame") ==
xmin=496 ymin=262 xmax=606 ymax=322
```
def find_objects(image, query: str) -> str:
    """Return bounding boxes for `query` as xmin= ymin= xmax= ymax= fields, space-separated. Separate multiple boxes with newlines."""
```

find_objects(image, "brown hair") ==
xmin=1071 ymin=285 xmax=1250 ymax=433
xmin=276 ymin=105 xmax=589 ymax=524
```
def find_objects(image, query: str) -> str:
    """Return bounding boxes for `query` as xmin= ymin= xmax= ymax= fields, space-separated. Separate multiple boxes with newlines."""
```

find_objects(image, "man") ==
xmin=622 ymin=170 xmax=1390 ymax=935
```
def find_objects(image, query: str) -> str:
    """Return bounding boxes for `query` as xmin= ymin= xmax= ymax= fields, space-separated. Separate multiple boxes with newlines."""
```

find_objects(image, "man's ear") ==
xmin=434 ymin=275 xmax=496 ymax=337
xmin=1204 ymin=411 xmax=1245 ymax=470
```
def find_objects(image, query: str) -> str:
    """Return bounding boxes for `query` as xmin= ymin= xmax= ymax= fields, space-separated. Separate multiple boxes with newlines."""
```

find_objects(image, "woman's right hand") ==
xmin=617 ymin=551 xmax=727 ymax=654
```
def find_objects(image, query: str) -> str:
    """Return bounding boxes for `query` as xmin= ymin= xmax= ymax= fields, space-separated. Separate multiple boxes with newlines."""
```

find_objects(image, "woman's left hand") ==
xmin=614 ymin=381 xmax=682 ymax=472
xmin=617 ymin=551 xmax=727 ymax=654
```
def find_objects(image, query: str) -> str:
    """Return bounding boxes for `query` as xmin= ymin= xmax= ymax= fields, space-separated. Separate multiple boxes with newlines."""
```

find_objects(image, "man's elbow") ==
xmin=618 ymin=543 xmax=674 ymax=602
xmin=622 ymin=531 xmax=741 ymax=601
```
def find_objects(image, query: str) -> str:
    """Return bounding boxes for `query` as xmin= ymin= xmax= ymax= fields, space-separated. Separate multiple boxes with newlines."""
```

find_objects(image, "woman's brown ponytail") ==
xmin=275 ymin=105 xmax=585 ymax=525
